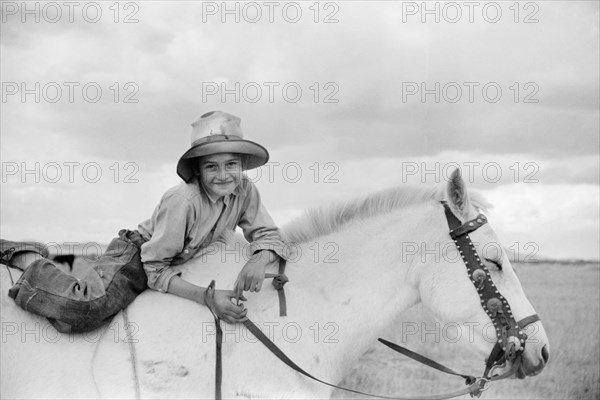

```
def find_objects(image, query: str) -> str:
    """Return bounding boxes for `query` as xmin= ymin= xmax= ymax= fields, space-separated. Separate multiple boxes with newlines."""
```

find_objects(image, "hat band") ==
xmin=191 ymin=134 xmax=242 ymax=147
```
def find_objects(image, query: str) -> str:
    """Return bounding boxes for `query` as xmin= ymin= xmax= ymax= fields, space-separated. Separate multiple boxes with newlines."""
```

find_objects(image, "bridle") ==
xmin=383 ymin=201 xmax=541 ymax=395
xmin=442 ymin=201 xmax=540 ymax=376
xmin=201 ymin=201 xmax=543 ymax=399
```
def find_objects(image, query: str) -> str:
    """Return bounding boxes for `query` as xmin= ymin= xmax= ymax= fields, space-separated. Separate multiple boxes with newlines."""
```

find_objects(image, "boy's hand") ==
xmin=212 ymin=290 xmax=248 ymax=323
xmin=234 ymin=250 xmax=279 ymax=298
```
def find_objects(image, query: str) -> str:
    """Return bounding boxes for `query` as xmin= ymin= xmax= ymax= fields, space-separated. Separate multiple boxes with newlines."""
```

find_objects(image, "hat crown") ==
xmin=191 ymin=111 xmax=244 ymax=146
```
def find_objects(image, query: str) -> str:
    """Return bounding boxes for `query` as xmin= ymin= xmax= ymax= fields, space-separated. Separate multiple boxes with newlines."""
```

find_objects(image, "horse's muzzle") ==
xmin=518 ymin=343 xmax=549 ymax=379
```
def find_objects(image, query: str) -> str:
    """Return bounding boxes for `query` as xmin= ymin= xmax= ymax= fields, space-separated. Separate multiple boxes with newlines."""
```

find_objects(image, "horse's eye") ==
xmin=485 ymin=258 xmax=503 ymax=270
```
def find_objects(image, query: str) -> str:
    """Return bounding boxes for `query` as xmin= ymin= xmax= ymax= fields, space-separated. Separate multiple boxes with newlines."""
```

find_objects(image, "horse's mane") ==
xmin=281 ymin=185 xmax=490 ymax=244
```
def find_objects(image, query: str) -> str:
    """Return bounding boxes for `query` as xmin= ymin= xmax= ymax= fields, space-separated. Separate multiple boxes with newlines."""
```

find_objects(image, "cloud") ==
xmin=1 ymin=1 xmax=598 ymax=260
xmin=481 ymin=183 xmax=600 ymax=260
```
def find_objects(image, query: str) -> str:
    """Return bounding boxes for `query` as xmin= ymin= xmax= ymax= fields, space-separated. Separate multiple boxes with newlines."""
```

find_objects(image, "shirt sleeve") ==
xmin=139 ymin=193 xmax=195 ymax=292
xmin=237 ymin=182 xmax=288 ymax=261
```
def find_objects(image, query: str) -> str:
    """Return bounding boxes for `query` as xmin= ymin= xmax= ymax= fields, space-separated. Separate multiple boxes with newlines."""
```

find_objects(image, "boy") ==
xmin=1 ymin=111 xmax=286 ymax=331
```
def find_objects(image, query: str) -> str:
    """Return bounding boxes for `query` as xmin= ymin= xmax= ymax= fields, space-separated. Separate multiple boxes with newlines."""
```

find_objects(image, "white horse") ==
xmin=0 ymin=170 xmax=549 ymax=399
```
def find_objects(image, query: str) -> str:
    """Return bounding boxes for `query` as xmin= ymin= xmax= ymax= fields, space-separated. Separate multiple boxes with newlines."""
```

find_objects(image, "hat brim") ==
xmin=176 ymin=139 xmax=269 ymax=182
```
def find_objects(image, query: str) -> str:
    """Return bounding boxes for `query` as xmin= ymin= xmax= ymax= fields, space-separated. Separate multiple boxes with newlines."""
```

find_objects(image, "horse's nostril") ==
xmin=541 ymin=344 xmax=550 ymax=364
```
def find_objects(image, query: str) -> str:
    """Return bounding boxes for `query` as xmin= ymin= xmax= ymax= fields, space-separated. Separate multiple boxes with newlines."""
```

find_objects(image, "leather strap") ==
xmin=242 ymin=318 xmax=486 ymax=400
xmin=377 ymin=338 xmax=476 ymax=384
xmin=265 ymin=257 xmax=289 ymax=316
xmin=440 ymin=201 xmax=543 ymax=383
xmin=518 ymin=314 xmax=540 ymax=329
xmin=442 ymin=202 xmax=489 ymax=239
xmin=203 ymin=281 xmax=223 ymax=400
xmin=441 ymin=201 xmax=529 ymax=366
xmin=276 ymin=257 xmax=288 ymax=316
xmin=204 ymin=253 xmax=288 ymax=400
xmin=1 ymin=248 xmax=17 ymax=285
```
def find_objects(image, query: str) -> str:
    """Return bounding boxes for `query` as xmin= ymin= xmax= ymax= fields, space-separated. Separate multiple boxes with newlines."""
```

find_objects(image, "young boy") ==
xmin=1 ymin=111 xmax=286 ymax=332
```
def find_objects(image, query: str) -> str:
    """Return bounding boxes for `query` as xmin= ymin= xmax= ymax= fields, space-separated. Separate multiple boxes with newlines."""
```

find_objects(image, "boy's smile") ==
xmin=199 ymin=153 xmax=242 ymax=198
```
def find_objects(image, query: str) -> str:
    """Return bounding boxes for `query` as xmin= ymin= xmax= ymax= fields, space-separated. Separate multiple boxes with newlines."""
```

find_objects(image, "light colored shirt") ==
xmin=138 ymin=176 xmax=286 ymax=292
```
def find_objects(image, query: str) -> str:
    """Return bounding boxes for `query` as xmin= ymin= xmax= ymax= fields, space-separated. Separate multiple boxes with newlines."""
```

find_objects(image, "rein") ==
xmin=203 ymin=201 xmax=541 ymax=399
xmin=203 ymin=258 xmax=289 ymax=399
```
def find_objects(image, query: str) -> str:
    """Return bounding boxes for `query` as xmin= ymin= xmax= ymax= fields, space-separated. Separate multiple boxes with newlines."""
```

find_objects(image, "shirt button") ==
xmin=184 ymin=249 xmax=190 ymax=254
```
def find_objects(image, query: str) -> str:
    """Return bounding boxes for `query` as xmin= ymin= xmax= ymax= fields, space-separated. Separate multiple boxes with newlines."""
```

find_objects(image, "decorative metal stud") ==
xmin=487 ymin=298 xmax=503 ymax=317
xmin=472 ymin=269 xmax=486 ymax=290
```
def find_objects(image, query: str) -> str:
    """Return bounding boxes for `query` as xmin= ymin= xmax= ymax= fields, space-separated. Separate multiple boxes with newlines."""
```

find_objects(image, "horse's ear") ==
xmin=446 ymin=169 xmax=471 ymax=220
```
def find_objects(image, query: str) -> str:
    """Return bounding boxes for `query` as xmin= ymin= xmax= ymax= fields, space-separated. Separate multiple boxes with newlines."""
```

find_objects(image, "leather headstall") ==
xmin=441 ymin=201 xmax=539 ymax=379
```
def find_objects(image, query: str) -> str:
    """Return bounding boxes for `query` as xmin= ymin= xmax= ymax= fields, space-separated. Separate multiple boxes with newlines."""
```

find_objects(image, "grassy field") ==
xmin=333 ymin=262 xmax=600 ymax=400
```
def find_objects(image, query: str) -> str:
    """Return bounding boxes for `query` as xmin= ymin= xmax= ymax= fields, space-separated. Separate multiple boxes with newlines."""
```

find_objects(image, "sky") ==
xmin=1 ymin=1 xmax=598 ymax=260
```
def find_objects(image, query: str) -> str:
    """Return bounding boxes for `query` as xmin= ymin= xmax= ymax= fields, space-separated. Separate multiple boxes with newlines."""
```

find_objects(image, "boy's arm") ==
xmin=235 ymin=182 xmax=287 ymax=296
xmin=140 ymin=193 xmax=192 ymax=292
xmin=165 ymin=275 xmax=206 ymax=303
xmin=237 ymin=182 xmax=287 ymax=260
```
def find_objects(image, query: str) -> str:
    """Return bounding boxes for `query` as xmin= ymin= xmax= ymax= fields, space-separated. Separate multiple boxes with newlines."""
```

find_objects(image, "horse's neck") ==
xmin=277 ymin=205 xmax=428 ymax=382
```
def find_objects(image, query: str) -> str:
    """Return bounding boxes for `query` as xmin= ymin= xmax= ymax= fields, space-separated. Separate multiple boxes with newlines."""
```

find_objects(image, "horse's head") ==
xmin=417 ymin=169 xmax=549 ymax=380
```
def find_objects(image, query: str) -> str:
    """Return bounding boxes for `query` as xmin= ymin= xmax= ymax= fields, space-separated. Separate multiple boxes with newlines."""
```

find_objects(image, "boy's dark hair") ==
xmin=238 ymin=154 xmax=249 ymax=170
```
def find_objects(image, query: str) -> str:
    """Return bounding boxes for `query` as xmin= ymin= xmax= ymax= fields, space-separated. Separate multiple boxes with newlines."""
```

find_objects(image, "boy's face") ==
xmin=198 ymin=153 xmax=242 ymax=198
